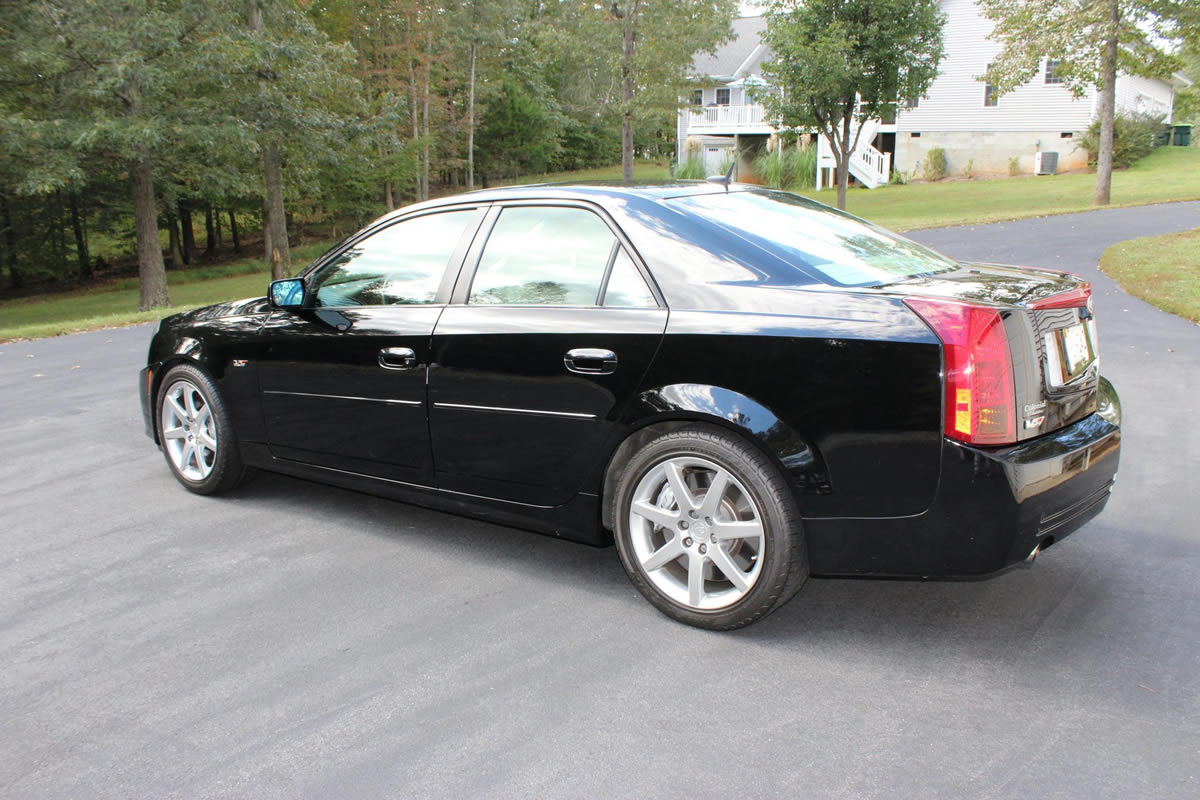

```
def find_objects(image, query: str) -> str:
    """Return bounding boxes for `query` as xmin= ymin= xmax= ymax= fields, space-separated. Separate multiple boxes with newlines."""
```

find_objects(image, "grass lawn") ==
xmin=1099 ymin=227 xmax=1200 ymax=324
xmin=803 ymin=147 xmax=1200 ymax=230
xmin=3 ymin=147 xmax=1198 ymax=341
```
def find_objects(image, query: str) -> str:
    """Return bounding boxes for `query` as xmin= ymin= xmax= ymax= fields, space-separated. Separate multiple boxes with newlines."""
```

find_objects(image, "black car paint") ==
xmin=140 ymin=183 xmax=1120 ymax=575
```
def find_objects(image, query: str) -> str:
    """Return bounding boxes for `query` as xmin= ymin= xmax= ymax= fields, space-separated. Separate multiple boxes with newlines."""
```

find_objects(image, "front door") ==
xmin=428 ymin=204 xmax=667 ymax=506
xmin=257 ymin=207 xmax=484 ymax=485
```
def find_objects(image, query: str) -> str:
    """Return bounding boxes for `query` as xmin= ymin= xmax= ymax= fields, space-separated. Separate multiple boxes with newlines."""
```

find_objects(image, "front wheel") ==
xmin=156 ymin=363 xmax=255 ymax=495
xmin=612 ymin=426 xmax=809 ymax=630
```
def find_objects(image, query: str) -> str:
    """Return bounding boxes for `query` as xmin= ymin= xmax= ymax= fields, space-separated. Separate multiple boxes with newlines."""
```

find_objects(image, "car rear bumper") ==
xmin=805 ymin=377 xmax=1121 ymax=577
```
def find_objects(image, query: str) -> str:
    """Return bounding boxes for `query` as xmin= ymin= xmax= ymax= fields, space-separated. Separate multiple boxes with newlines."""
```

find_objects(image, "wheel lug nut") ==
xmin=679 ymin=520 xmax=688 ymax=529
xmin=683 ymin=537 xmax=693 ymax=547
xmin=689 ymin=510 xmax=697 ymax=518
xmin=698 ymin=543 xmax=707 ymax=554
xmin=710 ymin=533 xmax=716 ymax=543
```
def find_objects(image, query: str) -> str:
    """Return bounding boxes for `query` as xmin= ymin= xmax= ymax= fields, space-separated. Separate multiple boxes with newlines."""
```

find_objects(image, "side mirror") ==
xmin=268 ymin=278 xmax=305 ymax=310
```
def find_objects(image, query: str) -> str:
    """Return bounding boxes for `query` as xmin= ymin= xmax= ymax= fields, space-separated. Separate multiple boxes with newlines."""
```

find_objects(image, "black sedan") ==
xmin=138 ymin=182 xmax=1121 ymax=629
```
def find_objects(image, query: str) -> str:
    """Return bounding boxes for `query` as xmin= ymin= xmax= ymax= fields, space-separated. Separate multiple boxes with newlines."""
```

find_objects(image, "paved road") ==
xmin=2 ymin=202 xmax=1198 ymax=799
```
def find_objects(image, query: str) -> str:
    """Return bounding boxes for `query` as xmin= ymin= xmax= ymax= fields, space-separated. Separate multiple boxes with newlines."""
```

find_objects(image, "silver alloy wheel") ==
xmin=160 ymin=379 xmax=217 ymax=482
xmin=627 ymin=455 xmax=766 ymax=610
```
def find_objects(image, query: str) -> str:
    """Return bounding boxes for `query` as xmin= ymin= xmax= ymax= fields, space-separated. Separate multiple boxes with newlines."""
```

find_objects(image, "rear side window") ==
xmin=603 ymin=249 xmax=656 ymax=308
xmin=469 ymin=207 xmax=616 ymax=305
xmin=311 ymin=210 xmax=476 ymax=306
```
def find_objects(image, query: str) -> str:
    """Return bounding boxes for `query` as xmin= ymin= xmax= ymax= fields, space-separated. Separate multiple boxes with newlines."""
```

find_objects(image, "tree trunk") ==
xmin=179 ymin=201 xmax=196 ymax=264
xmin=468 ymin=42 xmax=477 ymax=191
xmin=130 ymin=158 xmax=170 ymax=310
xmin=228 ymin=210 xmax=241 ymax=254
xmin=1094 ymin=0 xmax=1119 ymax=206
xmin=214 ymin=205 xmax=223 ymax=249
xmin=836 ymin=113 xmax=852 ymax=210
xmin=620 ymin=7 xmax=637 ymax=183
xmin=68 ymin=192 xmax=90 ymax=281
xmin=167 ymin=211 xmax=185 ymax=268
xmin=1 ymin=193 xmax=20 ymax=290
xmin=384 ymin=181 xmax=394 ymax=210
xmin=407 ymin=15 xmax=423 ymax=202
xmin=422 ymin=31 xmax=432 ymax=201
xmin=261 ymin=199 xmax=273 ymax=263
xmin=204 ymin=203 xmax=216 ymax=257
xmin=263 ymin=140 xmax=290 ymax=278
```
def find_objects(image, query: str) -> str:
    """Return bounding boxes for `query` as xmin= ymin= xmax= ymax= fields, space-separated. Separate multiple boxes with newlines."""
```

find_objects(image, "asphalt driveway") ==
xmin=2 ymin=202 xmax=1198 ymax=798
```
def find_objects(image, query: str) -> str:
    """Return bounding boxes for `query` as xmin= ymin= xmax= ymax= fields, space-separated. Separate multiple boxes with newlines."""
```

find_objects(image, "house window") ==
xmin=984 ymin=64 xmax=998 ymax=107
xmin=1045 ymin=60 xmax=1064 ymax=85
xmin=904 ymin=95 xmax=919 ymax=110
xmin=716 ymin=88 xmax=730 ymax=106
xmin=691 ymin=89 xmax=703 ymax=106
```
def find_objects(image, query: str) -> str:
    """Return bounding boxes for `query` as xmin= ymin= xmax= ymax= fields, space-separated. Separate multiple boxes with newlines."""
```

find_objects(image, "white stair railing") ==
xmin=815 ymin=117 xmax=891 ymax=190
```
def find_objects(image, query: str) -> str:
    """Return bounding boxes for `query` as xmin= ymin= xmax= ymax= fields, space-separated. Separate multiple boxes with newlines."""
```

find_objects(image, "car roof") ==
xmin=381 ymin=180 xmax=753 ymax=220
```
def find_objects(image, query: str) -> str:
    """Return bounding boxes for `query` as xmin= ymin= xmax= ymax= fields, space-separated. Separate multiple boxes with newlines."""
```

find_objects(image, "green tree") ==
xmin=606 ymin=1 xmax=737 ymax=182
xmin=761 ymin=0 xmax=946 ymax=210
xmin=979 ymin=0 xmax=1200 ymax=205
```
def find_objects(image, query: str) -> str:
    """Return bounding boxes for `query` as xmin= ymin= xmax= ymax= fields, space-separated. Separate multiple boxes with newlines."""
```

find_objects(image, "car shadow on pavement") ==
xmin=231 ymin=470 xmax=1108 ymax=654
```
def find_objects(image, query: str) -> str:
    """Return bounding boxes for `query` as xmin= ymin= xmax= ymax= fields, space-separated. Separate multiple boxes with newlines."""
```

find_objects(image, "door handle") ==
xmin=564 ymin=348 xmax=617 ymax=375
xmin=379 ymin=347 xmax=417 ymax=370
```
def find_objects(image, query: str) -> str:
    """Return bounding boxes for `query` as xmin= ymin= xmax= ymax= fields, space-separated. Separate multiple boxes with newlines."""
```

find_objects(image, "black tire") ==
xmin=612 ymin=426 xmax=809 ymax=630
xmin=155 ymin=363 xmax=256 ymax=495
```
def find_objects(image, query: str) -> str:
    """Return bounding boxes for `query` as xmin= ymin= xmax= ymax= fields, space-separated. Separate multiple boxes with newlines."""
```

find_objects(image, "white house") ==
xmin=678 ymin=2 xmax=1192 ymax=187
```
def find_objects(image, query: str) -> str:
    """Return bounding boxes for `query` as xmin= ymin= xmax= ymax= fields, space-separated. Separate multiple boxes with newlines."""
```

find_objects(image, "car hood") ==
xmin=165 ymin=296 xmax=270 ymax=326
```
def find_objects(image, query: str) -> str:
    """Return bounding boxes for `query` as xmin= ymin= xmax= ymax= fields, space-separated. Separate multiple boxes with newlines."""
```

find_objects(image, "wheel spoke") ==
xmin=194 ymin=405 xmax=212 ymax=426
xmin=712 ymin=518 xmax=764 ymax=542
xmin=687 ymin=552 xmax=706 ymax=606
xmin=641 ymin=538 xmax=685 ymax=572
xmin=197 ymin=430 xmax=217 ymax=452
xmin=163 ymin=426 xmax=186 ymax=440
xmin=179 ymin=442 xmax=195 ymax=472
xmin=663 ymin=460 xmax=697 ymax=511
xmin=167 ymin=395 xmax=188 ymax=421
xmin=709 ymin=546 xmax=751 ymax=593
xmin=184 ymin=390 xmax=198 ymax=418
xmin=698 ymin=468 xmax=730 ymax=517
xmin=631 ymin=500 xmax=680 ymax=530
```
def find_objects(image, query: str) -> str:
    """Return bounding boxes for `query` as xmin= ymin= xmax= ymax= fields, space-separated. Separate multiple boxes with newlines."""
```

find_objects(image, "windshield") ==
xmin=671 ymin=190 xmax=958 ymax=287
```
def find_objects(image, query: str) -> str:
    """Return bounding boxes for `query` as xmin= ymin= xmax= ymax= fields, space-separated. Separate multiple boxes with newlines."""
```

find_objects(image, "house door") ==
xmin=704 ymin=147 xmax=725 ymax=174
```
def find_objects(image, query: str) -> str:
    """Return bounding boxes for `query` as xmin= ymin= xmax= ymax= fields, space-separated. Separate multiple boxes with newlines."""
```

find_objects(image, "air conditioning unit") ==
xmin=1034 ymin=151 xmax=1059 ymax=175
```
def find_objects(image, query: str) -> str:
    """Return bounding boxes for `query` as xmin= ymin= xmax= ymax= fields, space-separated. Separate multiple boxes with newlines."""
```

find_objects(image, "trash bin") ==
xmin=1173 ymin=125 xmax=1192 ymax=147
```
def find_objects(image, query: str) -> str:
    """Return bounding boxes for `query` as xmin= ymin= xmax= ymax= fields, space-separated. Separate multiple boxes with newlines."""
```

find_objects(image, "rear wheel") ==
xmin=156 ymin=363 xmax=255 ymax=495
xmin=612 ymin=426 xmax=809 ymax=630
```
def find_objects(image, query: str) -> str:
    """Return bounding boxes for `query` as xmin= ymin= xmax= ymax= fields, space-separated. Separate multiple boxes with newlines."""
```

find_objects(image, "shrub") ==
xmin=751 ymin=142 xmax=817 ymax=190
xmin=922 ymin=147 xmax=947 ymax=181
xmin=673 ymin=156 xmax=707 ymax=180
xmin=1008 ymin=156 xmax=1021 ymax=176
xmin=962 ymin=159 xmax=975 ymax=179
xmin=1077 ymin=112 xmax=1166 ymax=169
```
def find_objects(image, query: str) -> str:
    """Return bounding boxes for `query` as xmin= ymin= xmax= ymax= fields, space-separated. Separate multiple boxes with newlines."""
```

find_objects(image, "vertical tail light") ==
xmin=904 ymin=297 xmax=1017 ymax=446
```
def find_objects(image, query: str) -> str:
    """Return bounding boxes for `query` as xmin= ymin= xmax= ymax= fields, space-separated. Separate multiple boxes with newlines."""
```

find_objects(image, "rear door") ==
xmin=428 ymin=202 xmax=667 ymax=506
xmin=257 ymin=206 xmax=485 ymax=484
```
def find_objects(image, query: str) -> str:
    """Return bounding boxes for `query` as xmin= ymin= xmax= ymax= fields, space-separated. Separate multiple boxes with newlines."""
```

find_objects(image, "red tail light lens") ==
xmin=904 ymin=297 xmax=1017 ymax=446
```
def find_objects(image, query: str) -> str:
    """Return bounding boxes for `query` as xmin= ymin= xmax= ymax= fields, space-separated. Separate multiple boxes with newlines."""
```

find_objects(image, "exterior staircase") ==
xmin=815 ymin=118 xmax=891 ymax=190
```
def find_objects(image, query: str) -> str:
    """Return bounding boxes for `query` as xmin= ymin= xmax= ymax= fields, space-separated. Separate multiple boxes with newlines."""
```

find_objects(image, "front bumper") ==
xmin=806 ymin=377 xmax=1121 ymax=576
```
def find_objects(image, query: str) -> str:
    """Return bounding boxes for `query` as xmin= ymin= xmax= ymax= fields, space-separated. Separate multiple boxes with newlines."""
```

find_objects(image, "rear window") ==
xmin=671 ymin=190 xmax=958 ymax=286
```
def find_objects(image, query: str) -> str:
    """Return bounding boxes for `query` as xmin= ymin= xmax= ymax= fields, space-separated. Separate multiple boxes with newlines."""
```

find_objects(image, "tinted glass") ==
xmin=311 ymin=210 xmax=474 ymax=306
xmin=603 ymin=249 xmax=656 ymax=308
xmin=469 ymin=207 xmax=616 ymax=305
xmin=671 ymin=191 xmax=958 ymax=286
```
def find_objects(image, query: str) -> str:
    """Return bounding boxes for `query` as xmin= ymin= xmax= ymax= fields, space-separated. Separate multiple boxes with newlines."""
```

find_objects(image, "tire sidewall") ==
xmin=612 ymin=427 xmax=804 ymax=629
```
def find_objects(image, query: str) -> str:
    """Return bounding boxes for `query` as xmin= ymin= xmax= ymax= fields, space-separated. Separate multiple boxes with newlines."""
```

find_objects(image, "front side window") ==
xmin=716 ymin=88 xmax=731 ymax=106
xmin=310 ymin=210 xmax=476 ymax=307
xmin=469 ymin=207 xmax=617 ymax=306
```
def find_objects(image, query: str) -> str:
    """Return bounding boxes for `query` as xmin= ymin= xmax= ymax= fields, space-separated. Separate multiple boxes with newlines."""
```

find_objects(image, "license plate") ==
xmin=1059 ymin=323 xmax=1093 ymax=378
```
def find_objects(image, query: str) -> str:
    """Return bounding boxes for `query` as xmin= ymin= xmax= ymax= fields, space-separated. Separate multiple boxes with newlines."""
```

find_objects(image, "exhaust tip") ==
xmin=1024 ymin=543 xmax=1042 ymax=565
